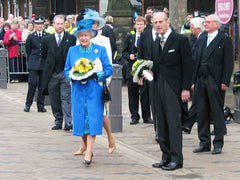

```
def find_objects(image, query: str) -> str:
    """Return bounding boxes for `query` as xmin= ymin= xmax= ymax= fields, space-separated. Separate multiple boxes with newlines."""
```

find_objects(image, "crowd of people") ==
xmin=0 ymin=5 xmax=234 ymax=170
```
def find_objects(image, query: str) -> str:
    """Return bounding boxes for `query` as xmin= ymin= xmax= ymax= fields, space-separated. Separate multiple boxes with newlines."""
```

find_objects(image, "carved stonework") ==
xmin=107 ymin=0 xmax=132 ymax=17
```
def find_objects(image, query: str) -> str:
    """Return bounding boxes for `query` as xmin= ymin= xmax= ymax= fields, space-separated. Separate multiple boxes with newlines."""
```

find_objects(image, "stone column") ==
xmin=169 ymin=0 xmax=187 ymax=33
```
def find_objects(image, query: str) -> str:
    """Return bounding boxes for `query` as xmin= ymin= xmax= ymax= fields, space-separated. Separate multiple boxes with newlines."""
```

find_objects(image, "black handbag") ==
xmin=103 ymin=81 xmax=111 ymax=103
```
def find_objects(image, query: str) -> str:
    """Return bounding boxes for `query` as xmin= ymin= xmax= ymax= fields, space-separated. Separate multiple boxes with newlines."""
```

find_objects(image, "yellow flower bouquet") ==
xmin=131 ymin=59 xmax=153 ymax=83
xmin=69 ymin=58 xmax=96 ymax=81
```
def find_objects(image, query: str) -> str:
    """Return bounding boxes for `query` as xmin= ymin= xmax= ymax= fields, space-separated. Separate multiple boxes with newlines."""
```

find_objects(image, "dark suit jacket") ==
xmin=152 ymin=31 xmax=193 ymax=94
xmin=138 ymin=29 xmax=154 ymax=60
xmin=192 ymin=32 xmax=207 ymax=62
xmin=193 ymin=32 xmax=233 ymax=88
xmin=102 ymin=25 xmax=117 ymax=59
xmin=41 ymin=32 xmax=76 ymax=94
xmin=122 ymin=33 xmax=138 ymax=79
xmin=26 ymin=31 xmax=49 ymax=70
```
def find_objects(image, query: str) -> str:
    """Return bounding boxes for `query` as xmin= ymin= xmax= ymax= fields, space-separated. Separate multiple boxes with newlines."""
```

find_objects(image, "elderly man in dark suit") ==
xmin=24 ymin=16 xmax=48 ymax=113
xmin=192 ymin=14 xmax=233 ymax=154
xmin=122 ymin=16 xmax=153 ymax=125
xmin=182 ymin=17 xmax=206 ymax=134
xmin=151 ymin=12 xmax=193 ymax=170
xmin=41 ymin=15 xmax=76 ymax=131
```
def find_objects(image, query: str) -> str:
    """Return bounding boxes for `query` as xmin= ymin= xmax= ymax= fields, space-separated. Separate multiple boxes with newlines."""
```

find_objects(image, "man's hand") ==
xmin=221 ymin=84 xmax=228 ymax=91
xmin=181 ymin=89 xmax=190 ymax=103
xmin=130 ymin=54 xmax=135 ymax=61
xmin=191 ymin=84 xmax=195 ymax=91
xmin=137 ymin=77 xmax=143 ymax=86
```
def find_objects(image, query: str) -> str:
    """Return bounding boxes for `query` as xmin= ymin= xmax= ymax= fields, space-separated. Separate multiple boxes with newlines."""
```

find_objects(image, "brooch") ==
xmin=94 ymin=49 xmax=98 ymax=53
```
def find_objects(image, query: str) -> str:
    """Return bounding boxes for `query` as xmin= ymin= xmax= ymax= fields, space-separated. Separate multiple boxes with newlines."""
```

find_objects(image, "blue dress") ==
xmin=64 ymin=43 xmax=113 ymax=137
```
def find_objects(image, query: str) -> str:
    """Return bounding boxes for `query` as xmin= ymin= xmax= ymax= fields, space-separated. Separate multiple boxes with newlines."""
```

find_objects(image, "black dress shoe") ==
xmin=152 ymin=160 xmax=169 ymax=168
xmin=38 ymin=108 xmax=47 ymax=112
xmin=64 ymin=124 xmax=72 ymax=131
xmin=182 ymin=126 xmax=191 ymax=134
xmin=130 ymin=119 xmax=139 ymax=125
xmin=24 ymin=105 xmax=30 ymax=112
xmin=162 ymin=161 xmax=183 ymax=171
xmin=51 ymin=125 xmax=62 ymax=130
xmin=83 ymin=153 xmax=93 ymax=166
xmin=212 ymin=147 xmax=222 ymax=154
xmin=193 ymin=145 xmax=211 ymax=153
xmin=143 ymin=118 xmax=154 ymax=124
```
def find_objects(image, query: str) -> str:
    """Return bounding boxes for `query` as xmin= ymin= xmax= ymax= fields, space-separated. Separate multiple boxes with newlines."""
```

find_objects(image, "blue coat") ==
xmin=64 ymin=43 xmax=113 ymax=136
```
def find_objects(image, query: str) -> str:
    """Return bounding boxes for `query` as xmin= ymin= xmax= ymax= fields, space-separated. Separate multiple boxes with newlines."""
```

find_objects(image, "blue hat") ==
xmin=84 ymin=9 xmax=105 ymax=29
xmin=73 ymin=19 xmax=97 ymax=37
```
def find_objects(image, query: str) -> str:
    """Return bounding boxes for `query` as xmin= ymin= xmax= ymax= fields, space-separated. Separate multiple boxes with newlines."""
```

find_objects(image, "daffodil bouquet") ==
xmin=69 ymin=58 xmax=96 ymax=81
xmin=131 ymin=59 xmax=153 ymax=83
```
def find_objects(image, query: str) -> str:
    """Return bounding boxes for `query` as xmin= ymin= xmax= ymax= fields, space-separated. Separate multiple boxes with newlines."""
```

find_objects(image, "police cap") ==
xmin=34 ymin=16 xmax=44 ymax=23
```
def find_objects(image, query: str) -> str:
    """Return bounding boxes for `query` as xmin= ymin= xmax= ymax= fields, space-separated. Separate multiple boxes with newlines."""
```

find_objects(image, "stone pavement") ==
xmin=0 ymin=83 xmax=240 ymax=180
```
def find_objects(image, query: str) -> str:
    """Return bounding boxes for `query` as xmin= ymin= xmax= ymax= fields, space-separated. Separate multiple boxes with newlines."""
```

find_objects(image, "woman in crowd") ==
xmin=3 ymin=20 xmax=22 ymax=83
xmin=64 ymin=18 xmax=112 ymax=165
xmin=0 ymin=22 xmax=11 ymax=41
xmin=64 ymin=20 xmax=72 ymax=33
xmin=73 ymin=9 xmax=116 ymax=156
xmin=22 ymin=20 xmax=34 ymax=42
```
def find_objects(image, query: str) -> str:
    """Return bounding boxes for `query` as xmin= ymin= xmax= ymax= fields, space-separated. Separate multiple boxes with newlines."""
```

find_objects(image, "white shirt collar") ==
xmin=55 ymin=31 xmax=64 ymax=40
xmin=161 ymin=28 xmax=172 ymax=41
xmin=152 ymin=28 xmax=157 ymax=41
xmin=37 ymin=31 xmax=43 ymax=36
xmin=197 ymin=31 xmax=203 ymax=39
xmin=208 ymin=30 xmax=218 ymax=40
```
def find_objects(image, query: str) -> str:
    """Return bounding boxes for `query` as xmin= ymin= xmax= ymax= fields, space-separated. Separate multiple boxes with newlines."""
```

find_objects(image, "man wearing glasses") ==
xmin=192 ymin=14 xmax=233 ymax=155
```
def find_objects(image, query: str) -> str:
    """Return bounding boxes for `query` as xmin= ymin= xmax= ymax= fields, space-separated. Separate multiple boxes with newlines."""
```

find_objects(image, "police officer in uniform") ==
xmin=24 ymin=16 xmax=49 ymax=112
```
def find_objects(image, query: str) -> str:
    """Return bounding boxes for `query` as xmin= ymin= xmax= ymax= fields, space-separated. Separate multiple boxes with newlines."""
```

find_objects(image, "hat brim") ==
xmin=74 ymin=28 xmax=97 ymax=38
xmin=85 ymin=17 xmax=105 ymax=29
xmin=34 ymin=20 xmax=44 ymax=23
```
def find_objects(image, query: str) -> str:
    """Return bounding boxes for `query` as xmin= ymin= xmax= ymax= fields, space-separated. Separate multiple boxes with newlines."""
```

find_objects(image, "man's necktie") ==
xmin=38 ymin=33 xmax=42 ymax=40
xmin=155 ymin=32 xmax=161 ymax=52
xmin=207 ymin=34 xmax=212 ymax=47
xmin=160 ymin=35 xmax=165 ymax=49
xmin=137 ymin=36 xmax=140 ymax=47
xmin=57 ymin=34 xmax=62 ymax=46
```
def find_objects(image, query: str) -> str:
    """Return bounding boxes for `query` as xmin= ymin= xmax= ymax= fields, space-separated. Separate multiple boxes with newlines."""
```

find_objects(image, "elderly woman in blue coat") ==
xmin=64 ymin=19 xmax=113 ymax=165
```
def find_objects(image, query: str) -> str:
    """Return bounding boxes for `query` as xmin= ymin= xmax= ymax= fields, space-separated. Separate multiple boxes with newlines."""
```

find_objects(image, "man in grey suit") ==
xmin=151 ymin=12 xmax=193 ymax=170
xmin=192 ymin=14 xmax=233 ymax=154
xmin=41 ymin=15 xmax=76 ymax=131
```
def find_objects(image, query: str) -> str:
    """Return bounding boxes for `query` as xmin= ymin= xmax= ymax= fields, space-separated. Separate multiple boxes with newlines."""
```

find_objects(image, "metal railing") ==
xmin=3 ymin=42 xmax=28 ymax=82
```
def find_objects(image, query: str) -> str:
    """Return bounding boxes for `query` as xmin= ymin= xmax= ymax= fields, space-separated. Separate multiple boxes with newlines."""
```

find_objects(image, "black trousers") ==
xmin=25 ymin=70 xmax=45 ymax=109
xmin=127 ymin=78 xmax=151 ymax=121
xmin=155 ymin=78 xmax=183 ymax=164
xmin=48 ymin=72 xmax=72 ymax=127
xmin=196 ymin=75 xmax=225 ymax=148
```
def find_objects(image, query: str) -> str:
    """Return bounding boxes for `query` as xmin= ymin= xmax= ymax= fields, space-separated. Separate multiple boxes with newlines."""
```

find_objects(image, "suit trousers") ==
xmin=155 ymin=78 xmax=183 ymax=164
xmin=25 ymin=70 xmax=45 ymax=109
xmin=127 ymin=78 xmax=151 ymax=121
xmin=48 ymin=72 xmax=72 ymax=127
xmin=196 ymin=75 xmax=225 ymax=148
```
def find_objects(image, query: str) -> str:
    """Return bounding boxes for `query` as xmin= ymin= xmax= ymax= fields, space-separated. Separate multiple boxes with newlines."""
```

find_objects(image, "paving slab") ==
xmin=0 ymin=83 xmax=239 ymax=180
